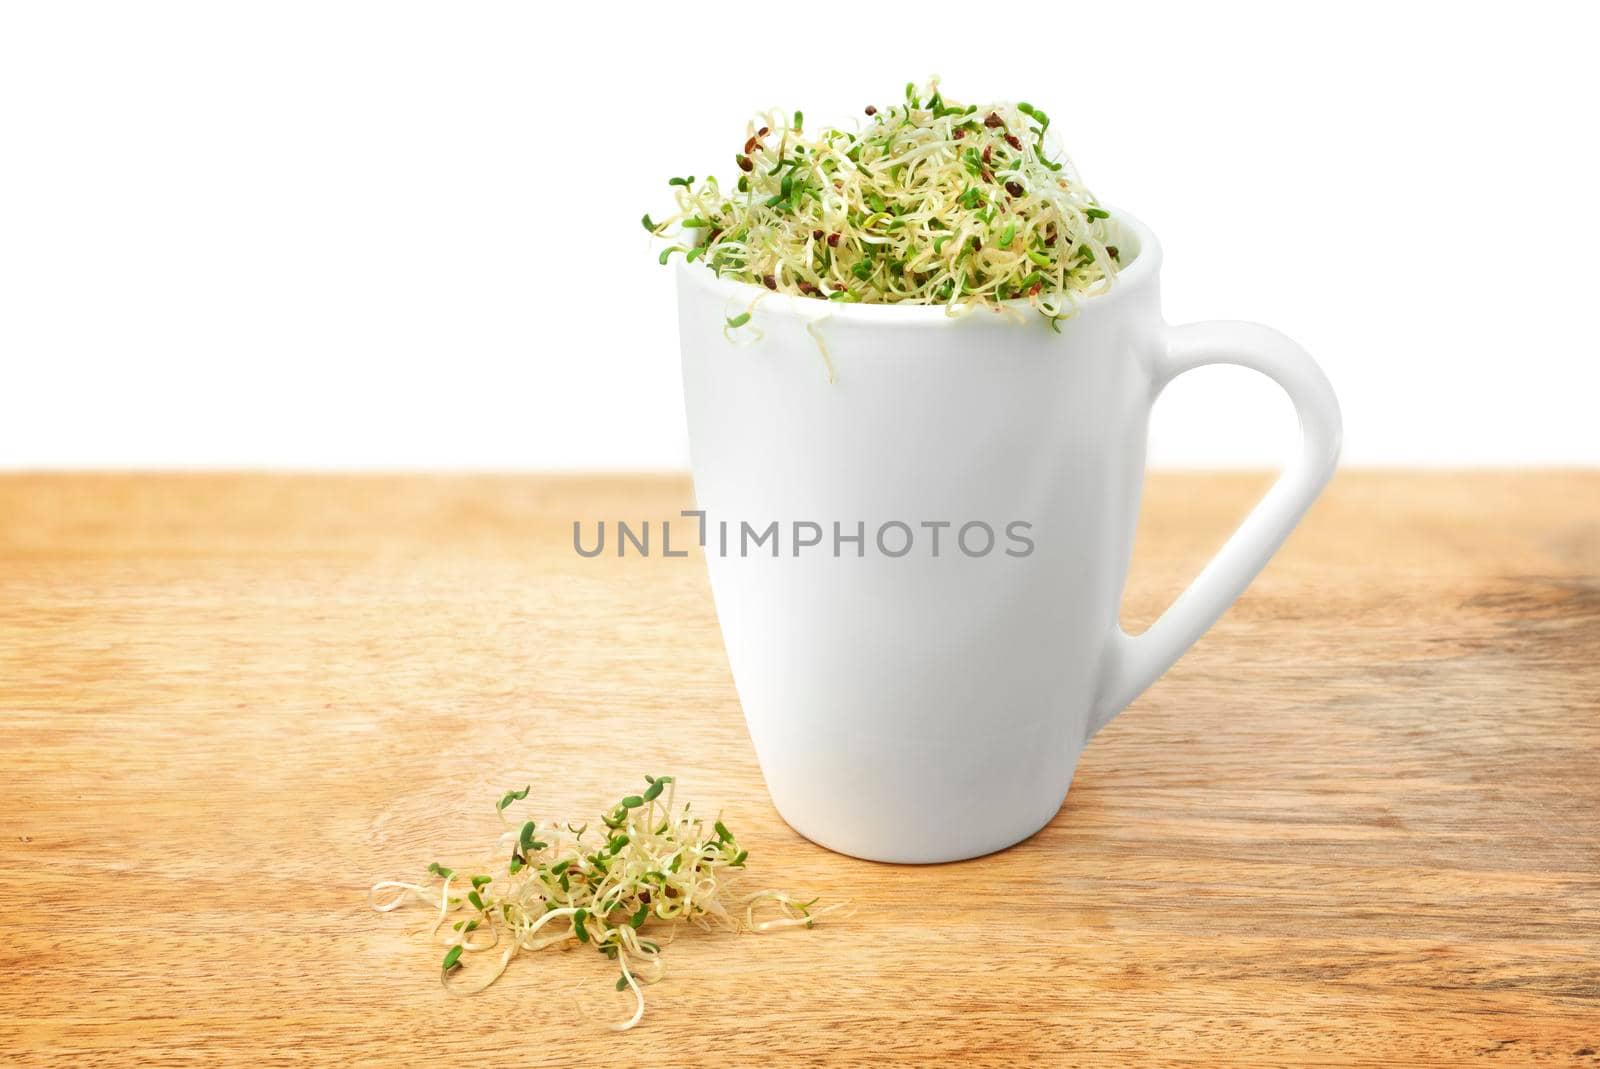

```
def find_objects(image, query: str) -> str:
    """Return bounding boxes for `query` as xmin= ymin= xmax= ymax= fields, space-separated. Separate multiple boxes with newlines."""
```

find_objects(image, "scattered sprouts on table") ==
xmin=370 ymin=777 xmax=844 ymax=1031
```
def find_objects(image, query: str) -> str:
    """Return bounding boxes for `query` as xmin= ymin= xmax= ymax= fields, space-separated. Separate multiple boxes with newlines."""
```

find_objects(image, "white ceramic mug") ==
xmin=678 ymin=209 xmax=1340 ymax=863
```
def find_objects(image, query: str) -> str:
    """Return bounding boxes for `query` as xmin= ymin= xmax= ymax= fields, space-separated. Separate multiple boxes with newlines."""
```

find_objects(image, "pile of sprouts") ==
xmin=370 ymin=777 xmax=842 ymax=1031
xmin=644 ymin=78 xmax=1119 ymax=328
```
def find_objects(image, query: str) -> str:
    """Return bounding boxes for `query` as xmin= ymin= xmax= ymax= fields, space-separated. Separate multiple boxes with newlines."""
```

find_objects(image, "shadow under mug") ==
xmin=678 ymin=209 xmax=1341 ymax=863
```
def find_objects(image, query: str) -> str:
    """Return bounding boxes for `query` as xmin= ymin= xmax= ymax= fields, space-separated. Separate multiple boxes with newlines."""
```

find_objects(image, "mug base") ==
xmin=770 ymin=795 xmax=1065 ymax=865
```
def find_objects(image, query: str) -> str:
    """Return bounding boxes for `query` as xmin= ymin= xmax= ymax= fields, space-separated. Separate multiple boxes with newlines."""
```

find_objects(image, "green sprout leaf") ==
xmin=442 ymin=945 xmax=463 ymax=971
xmin=497 ymin=785 xmax=531 ymax=812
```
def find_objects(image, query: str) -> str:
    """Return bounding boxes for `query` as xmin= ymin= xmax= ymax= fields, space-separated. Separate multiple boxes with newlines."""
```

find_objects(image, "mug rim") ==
xmin=675 ymin=205 xmax=1160 ymax=324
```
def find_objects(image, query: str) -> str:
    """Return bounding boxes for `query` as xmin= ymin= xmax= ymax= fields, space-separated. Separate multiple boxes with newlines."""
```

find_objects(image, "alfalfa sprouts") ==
xmin=369 ymin=777 xmax=844 ymax=1032
xmin=645 ymin=78 xmax=1119 ymax=329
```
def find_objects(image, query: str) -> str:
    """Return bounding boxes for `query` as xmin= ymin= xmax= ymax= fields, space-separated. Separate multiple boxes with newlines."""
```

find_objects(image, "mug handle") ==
xmin=1087 ymin=321 xmax=1343 ymax=738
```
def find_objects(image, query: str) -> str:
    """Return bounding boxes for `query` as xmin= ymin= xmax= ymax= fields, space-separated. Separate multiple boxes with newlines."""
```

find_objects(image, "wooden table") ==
xmin=2 ymin=473 xmax=1597 ymax=1067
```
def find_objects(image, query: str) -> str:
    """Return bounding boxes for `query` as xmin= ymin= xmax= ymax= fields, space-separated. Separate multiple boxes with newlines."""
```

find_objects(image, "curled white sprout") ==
xmin=647 ymin=78 xmax=1120 ymax=329
xmin=371 ymin=777 xmax=841 ymax=1031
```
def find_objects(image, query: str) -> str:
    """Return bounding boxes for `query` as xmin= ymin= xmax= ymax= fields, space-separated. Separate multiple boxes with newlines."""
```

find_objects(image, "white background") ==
xmin=2 ymin=1 xmax=1596 ymax=470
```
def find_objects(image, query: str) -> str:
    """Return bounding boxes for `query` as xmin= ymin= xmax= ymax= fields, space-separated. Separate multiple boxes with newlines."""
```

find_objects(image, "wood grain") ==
xmin=1 ymin=472 xmax=1596 ymax=1067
